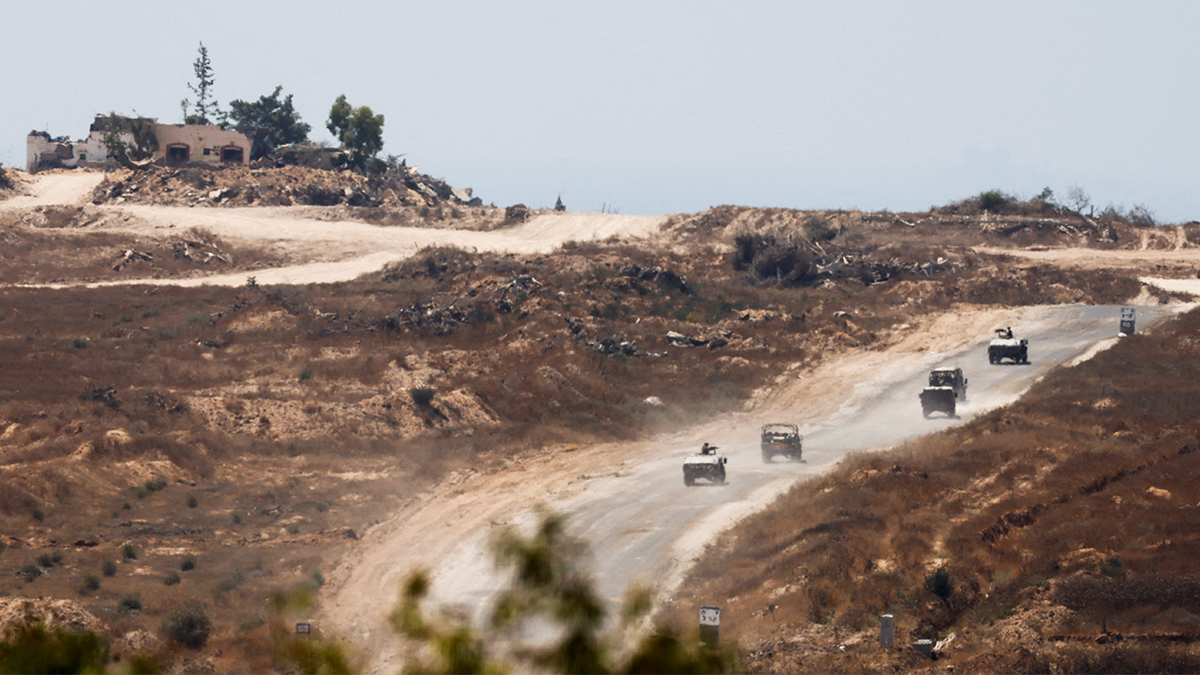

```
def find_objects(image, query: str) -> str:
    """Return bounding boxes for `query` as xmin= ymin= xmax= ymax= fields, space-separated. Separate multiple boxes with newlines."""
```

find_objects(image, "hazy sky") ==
xmin=3 ymin=1 xmax=1198 ymax=221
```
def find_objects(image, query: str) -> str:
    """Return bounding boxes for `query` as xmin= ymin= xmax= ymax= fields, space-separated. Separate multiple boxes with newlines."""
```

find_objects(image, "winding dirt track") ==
xmin=7 ymin=172 xmax=1198 ymax=673
xmin=321 ymin=302 xmax=1190 ymax=674
xmin=1 ymin=172 xmax=668 ymax=287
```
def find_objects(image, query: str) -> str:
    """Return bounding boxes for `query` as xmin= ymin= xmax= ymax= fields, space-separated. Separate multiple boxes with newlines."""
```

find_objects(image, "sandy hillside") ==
xmin=3 ymin=169 xmax=1198 ymax=673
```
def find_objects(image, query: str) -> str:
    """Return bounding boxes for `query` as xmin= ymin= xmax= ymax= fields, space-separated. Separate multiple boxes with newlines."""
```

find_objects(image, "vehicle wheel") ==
xmin=684 ymin=475 xmax=694 ymax=487
xmin=762 ymin=453 xmax=772 ymax=463
xmin=922 ymin=408 xmax=931 ymax=418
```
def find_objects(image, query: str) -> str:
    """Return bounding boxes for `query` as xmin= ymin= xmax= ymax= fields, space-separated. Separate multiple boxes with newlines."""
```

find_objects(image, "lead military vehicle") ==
xmin=761 ymin=423 xmax=803 ymax=462
xmin=988 ymin=327 xmax=1029 ymax=365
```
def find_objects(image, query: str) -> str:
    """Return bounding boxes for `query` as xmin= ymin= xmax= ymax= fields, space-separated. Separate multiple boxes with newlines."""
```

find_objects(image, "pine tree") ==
xmin=183 ymin=42 xmax=218 ymax=125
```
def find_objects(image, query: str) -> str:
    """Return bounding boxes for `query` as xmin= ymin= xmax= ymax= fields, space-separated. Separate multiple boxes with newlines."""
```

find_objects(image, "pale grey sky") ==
xmin=3 ymin=1 xmax=1198 ymax=221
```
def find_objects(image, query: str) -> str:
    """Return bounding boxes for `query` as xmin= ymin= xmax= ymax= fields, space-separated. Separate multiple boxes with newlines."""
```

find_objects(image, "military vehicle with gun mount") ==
xmin=683 ymin=443 xmax=728 ymax=486
xmin=988 ymin=327 xmax=1029 ymax=365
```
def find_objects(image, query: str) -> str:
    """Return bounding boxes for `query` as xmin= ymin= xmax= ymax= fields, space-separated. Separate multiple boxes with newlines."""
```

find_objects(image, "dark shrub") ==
xmin=803 ymin=215 xmax=837 ymax=242
xmin=161 ymin=602 xmax=212 ymax=649
xmin=118 ymin=595 xmax=143 ymax=613
xmin=978 ymin=189 xmax=1009 ymax=212
xmin=19 ymin=564 xmax=41 ymax=583
xmin=925 ymin=567 xmax=953 ymax=600
xmin=410 ymin=387 xmax=436 ymax=406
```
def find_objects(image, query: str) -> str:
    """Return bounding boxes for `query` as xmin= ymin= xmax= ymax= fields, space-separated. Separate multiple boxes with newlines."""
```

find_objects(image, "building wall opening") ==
xmin=220 ymin=146 xmax=244 ymax=163
xmin=166 ymin=144 xmax=189 ymax=165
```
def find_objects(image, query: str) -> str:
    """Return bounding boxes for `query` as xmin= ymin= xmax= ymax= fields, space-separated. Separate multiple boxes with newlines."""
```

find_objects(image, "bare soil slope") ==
xmin=0 ymin=168 xmax=1197 ymax=673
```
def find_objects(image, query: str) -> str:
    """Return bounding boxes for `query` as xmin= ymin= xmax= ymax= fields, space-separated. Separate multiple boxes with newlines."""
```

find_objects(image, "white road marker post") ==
xmin=699 ymin=605 xmax=720 ymax=649
xmin=880 ymin=614 xmax=894 ymax=649
xmin=1120 ymin=306 xmax=1136 ymax=336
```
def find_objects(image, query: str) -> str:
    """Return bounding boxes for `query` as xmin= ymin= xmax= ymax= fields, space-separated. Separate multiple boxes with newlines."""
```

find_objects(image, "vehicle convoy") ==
xmin=683 ymin=443 xmax=728 ymax=486
xmin=988 ymin=327 xmax=1029 ymax=365
xmin=920 ymin=367 xmax=966 ymax=418
xmin=761 ymin=423 xmax=803 ymax=462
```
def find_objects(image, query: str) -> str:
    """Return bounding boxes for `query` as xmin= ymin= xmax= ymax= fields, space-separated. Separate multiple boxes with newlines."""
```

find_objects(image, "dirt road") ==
xmin=320 ymin=300 xmax=1189 ymax=674
xmin=1 ymin=172 xmax=667 ymax=287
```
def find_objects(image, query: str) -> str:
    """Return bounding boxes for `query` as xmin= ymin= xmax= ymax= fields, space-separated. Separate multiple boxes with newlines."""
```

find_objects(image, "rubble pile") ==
xmin=87 ymin=163 xmax=481 ymax=210
xmin=373 ymin=275 xmax=545 ymax=337
xmin=378 ymin=302 xmax=476 ymax=336
xmin=612 ymin=263 xmax=696 ymax=296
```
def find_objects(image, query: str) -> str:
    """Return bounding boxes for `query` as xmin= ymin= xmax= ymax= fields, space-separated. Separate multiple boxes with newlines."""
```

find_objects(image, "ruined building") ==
xmin=27 ymin=115 xmax=251 ymax=171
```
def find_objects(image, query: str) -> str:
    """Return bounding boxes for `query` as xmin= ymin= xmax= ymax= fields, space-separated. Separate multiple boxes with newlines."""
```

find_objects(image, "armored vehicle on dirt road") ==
xmin=928 ymin=367 xmax=967 ymax=399
xmin=920 ymin=367 xmax=966 ymax=418
xmin=988 ymin=327 xmax=1029 ymax=365
xmin=920 ymin=386 xmax=957 ymax=418
xmin=761 ymin=423 xmax=803 ymax=462
xmin=683 ymin=443 xmax=727 ymax=486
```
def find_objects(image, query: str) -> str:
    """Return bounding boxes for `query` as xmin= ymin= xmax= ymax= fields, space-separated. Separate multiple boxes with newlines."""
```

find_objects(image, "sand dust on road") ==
xmin=316 ymin=303 xmax=1057 ymax=674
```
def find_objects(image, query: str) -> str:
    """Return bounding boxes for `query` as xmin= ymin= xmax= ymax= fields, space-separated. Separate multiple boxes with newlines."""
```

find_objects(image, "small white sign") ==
xmin=1121 ymin=307 xmax=1135 ymax=321
xmin=699 ymin=606 xmax=721 ymax=626
xmin=296 ymin=623 xmax=311 ymax=634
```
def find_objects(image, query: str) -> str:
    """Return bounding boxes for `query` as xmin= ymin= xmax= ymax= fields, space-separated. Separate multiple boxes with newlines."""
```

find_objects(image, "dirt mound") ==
xmin=0 ymin=597 xmax=103 ymax=634
xmin=0 ymin=167 xmax=23 ymax=196
xmin=88 ymin=164 xmax=480 ymax=211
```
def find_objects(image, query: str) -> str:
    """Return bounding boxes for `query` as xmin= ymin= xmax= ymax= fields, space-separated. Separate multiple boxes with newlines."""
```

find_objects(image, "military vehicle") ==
xmin=760 ymin=423 xmax=803 ymax=462
xmin=920 ymin=386 xmax=957 ymax=418
xmin=928 ymin=367 xmax=967 ymax=399
xmin=988 ymin=327 xmax=1029 ymax=365
xmin=683 ymin=443 xmax=727 ymax=486
xmin=920 ymin=367 xmax=966 ymax=418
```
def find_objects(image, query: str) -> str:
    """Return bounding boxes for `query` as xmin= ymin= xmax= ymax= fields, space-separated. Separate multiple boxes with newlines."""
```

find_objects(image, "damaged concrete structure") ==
xmin=27 ymin=115 xmax=251 ymax=171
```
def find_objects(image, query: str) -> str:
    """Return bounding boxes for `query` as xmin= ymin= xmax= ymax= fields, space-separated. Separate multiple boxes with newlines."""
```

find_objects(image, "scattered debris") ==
xmin=112 ymin=249 xmax=153 ymax=271
xmin=616 ymin=263 xmax=695 ymax=296
xmin=667 ymin=330 xmax=732 ymax=349
xmin=585 ymin=336 xmax=639 ymax=357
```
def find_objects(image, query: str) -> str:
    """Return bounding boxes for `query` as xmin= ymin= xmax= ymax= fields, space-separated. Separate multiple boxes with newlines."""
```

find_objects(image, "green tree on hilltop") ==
xmin=227 ymin=86 xmax=312 ymax=158
xmin=326 ymin=94 xmax=385 ymax=174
